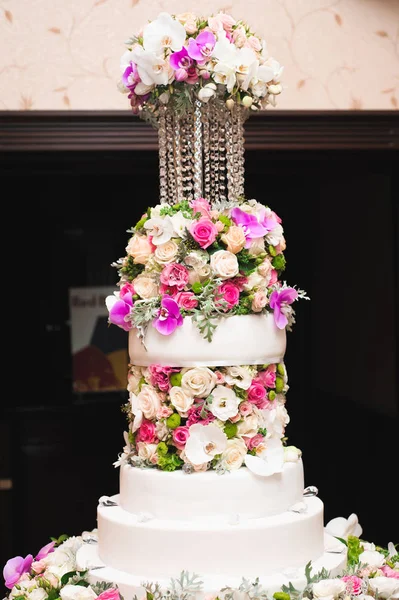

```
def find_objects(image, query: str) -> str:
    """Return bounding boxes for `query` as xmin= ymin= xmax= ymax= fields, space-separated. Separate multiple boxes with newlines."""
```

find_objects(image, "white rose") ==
xmin=137 ymin=385 xmax=162 ymax=420
xmin=368 ymin=577 xmax=399 ymax=599
xmin=28 ymin=589 xmax=48 ymax=600
xmin=358 ymin=550 xmax=386 ymax=568
xmin=184 ymin=250 xmax=209 ymax=268
xmin=266 ymin=223 xmax=284 ymax=246
xmin=209 ymin=385 xmax=240 ymax=421
xmin=188 ymin=264 xmax=212 ymax=285
xmin=312 ymin=579 xmax=346 ymax=599
xmin=154 ymin=240 xmax=178 ymax=264
xmin=133 ymin=276 xmax=159 ymax=299
xmin=258 ymin=258 xmax=273 ymax=278
xmin=237 ymin=414 xmax=259 ymax=437
xmin=60 ymin=586 xmax=97 ymax=600
xmin=243 ymin=271 xmax=267 ymax=291
xmin=127 ymin=366 xmax=143 ymax=394
xmin=224 ymin=366 xmax=254 ymax=390
xmin=248 ymin=237 xmax=266 ymax=256
xmin=155 ymin=421 xmax=168 ymax=441
xmin=176 ymin=12 xmax=198 ymax=34
xmin=137 ymin=442 xmax=158 ymax=462
xmin=284 ymin=446 xmax=302 ymax=462
xmin=210 ymin=250 xmax=239 ymax=279
xmin=170 ymin=386 xmax=195 ymax=415
xmin=181 ymin=367 xmax=217 ymax=398
xmin=221 ymin=438 xmax=247 ymax=470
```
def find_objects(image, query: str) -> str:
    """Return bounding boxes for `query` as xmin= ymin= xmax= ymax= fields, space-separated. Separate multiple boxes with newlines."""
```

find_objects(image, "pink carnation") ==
xmin=157 ymin=405 xmax=173 ymax=419
xmin=175 ymin=291 xmax=198 ymax=310
xmin=217 ymin=281 xmax=240 ymax=310
xmin=172 ymin=426 xmax=190 ymax=449
xmin=148 ymin=364 xmax=177 ymax=392
xmin=190 ymin=197 xmax=212 ymax=217
xmin=190 ymin=217 xmax=218 ymax=249
xmin=247 ymin=382 xmax=268 ymax=408
xmin=160 ymin=263 xmax=189 ymax=291
xmin=341 ymin=576 xmax=364 ymax=595
xmin=186 ymin=404 xmax=215 ymax=426
xmin=137 ymin=420 xmax=156 ymax=444
xmin=97 ymin=589 xmax=121 ymax=600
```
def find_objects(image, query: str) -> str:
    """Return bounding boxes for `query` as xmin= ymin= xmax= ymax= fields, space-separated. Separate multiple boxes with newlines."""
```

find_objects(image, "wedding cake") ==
xmin=3 ymin=11 xmax=397 ymax=600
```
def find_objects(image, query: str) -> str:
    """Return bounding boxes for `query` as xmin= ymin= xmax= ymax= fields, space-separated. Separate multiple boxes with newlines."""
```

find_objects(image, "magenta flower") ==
xmin=269 ymin=288 xmax=298 ymax=329
xmin=170 ymin=47 xmax=195 ymax=81
xmin=106 ymin=292 xmax=134 ymax=332
xmin=230 ymin=207 xmax=272 ymax=248
xmin=35 ymin=541 xmax=55 ymax=561
xmin=122 ymin=62 xmax=140 ymax=91
xmin=153 ymin=296 xmax=183 ymax=336
xmin=187 ymin=31 xmax=216 ymax=62
xmin=97 ymin=589 xmax=121 ymax=600
xmin=3 ymin=555 xmax=33 ymax=589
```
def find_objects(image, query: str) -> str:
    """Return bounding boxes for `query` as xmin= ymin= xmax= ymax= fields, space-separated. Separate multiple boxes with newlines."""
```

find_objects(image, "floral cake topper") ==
xmin=119 ymin=11 xmax=283 ymax=117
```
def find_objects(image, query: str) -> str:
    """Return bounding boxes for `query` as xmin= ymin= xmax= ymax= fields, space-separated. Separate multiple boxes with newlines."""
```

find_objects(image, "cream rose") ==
xmin=170 ymin=386 xmax=195 ymax=415
xmin=137 ymin=442 xmax=158 ymax=462
xmin=248 ymin=237 xmax=266 ymax=256
xmin=221 ymin=226 xmax=246 ymax=254
xmin=137 ymin=385 xmax=162 ymax=420
xmin=184 ymin=250 xmax=209 ymax=268
xmin=243 ymin=271 xmax=267 ymax=291
xmin=127 ymin=366 xmax=143 ymax=394
xmin=181 ymin=367 xmax=217 ymax=398
xmin=126 ymin=233 xmax=153 ymax=264
xmin=133 ymin=276 xmax=159 ymax=299
xmin=312 ymin=579 xmax=346 ymax=599
xmin=252 ymin=290 xmax=268 ymax=312
xmin=155 ymin=421 xmax=168 ymax=441
xmin=221 ymin=438 xmax=247 ymax=470
xmin=210 ymin=250 xmax=239 ymax=280
xmin=237 ymin=414 xmax=259 ymax=438
xmin=154 ymin=240 xmax=179 ymax=264
xmin=60 ymin=586 xmax=97 ymax=600
xmin=258 ymin=257 xmax=272 ymax=278
xmin=188 ymin=264 xmax=212 ymax=285
xmin=176 ymin=11 xmax=198 ymax=34
xmin=28 ymin=590 xmax=48 ymax=600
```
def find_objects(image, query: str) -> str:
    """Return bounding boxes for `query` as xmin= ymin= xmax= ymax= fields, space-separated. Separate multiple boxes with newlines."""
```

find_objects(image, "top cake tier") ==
xmin=129 ymin=313 xmax=285 ymax=367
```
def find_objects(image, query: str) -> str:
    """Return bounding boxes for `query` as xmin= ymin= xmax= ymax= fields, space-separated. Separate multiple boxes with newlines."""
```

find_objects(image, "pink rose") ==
xmin=31 ymin=560 xmax=46 ymax=574
xmin=381 ymin=566 xmax=399 ymax=579
xmin=137 ymin=420 xmax=156 ymax=444
xmin=255 ymin=365 xmax=276 ymax=388
xmin=172 ymin=426 xmax=190 ymax=449
xmin=120 ymin=282 xmax=135 ymax=301
xmin=175 ymin=291 xmax=199 ymax=310
xmin=148 ymin=364 xmax=177 ymax=392
xmin=215 ymin=370 xmax=225 ymax=384
xmin=190 ymin=217 xmax=218 ymax=249
xmin=190 ymin=197 xmax=211 ymax=217
xmin=208 ymin=13 xmax=236 ymax=33
xmin=97 ymin=590 xmax=121 ymax=600
xmin=157 ymin=406 xmax=173 ymax=419
xmin=246 ymin=35 xmax=262 ymax=52
xmin=244 ymin=433 xmax=264 ymax=451
xmin=217 ymin=281 xmax=240 ymax=310
xmin=269 ymin=269 xmax=278 ymax=286
xmin=160 ymin=263 xmax=189 ymax=291
xmin=248 ymin=382 xmax=267 ymax=408
xmin=239 ymin=401 xmax=253 ymax=416
xmin=341 ymin=576 xmax=363 ymax=595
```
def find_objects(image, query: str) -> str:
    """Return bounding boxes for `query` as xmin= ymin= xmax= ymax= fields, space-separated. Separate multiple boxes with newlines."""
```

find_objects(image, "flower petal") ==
xmin=279 ymin=288 xmax=298 ymax=305
xmin=161 ymin=296 xmax=181 ymax=319
xmin=153 ymin=316 xmax=177 ymax=336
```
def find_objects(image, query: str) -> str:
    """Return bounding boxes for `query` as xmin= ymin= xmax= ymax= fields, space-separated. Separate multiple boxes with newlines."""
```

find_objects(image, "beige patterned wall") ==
xmin=1 ymin=0 xmax=398 ymax=110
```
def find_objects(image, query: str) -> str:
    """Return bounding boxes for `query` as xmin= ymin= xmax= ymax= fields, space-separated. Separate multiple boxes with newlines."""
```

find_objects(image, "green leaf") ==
xmin=191 ymin=281 xmax=203 ymax=294
xmin=170 ymin=372 xmax=183 ymax=387
xmin=224 ymin=422 xmax=238 ymax=439
xmin=272 ymin=254 xmax=286 ymax=272
xmin=60 ymin=571 xmax=84 ymax=586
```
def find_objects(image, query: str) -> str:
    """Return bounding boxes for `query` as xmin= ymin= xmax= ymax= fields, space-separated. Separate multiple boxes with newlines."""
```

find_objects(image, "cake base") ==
xmin=77 ymin=539 xmax=347 ymax=600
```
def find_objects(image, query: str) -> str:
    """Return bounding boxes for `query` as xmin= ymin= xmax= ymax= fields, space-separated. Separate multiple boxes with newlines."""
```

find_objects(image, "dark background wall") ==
xmin=1 ymin=113 xmax=398 ymax=571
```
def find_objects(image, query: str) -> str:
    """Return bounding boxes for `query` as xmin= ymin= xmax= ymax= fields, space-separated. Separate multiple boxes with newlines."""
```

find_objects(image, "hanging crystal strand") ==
xmin=202 ymin=103 xmax=211 ymax=200
xmin=165 ymin=107 xmax=176 ymax=204
xmin=173 ymin=113 xmax=184 ymax=202
xmin=181 ymin=108 xmax=194 ymax=201
xmin=218 ymin=103 xmax=227 ymax=203
xmin=235 ymin=106 xmax=246 ymax=198
xmin=209 ymin=102 xmax=220 ymax=203
xmin=193 ymin=99 xmax=203 ymax=199
xmin=158 ymin=105 xmax=169 ymax=204
xmin=224 ymin=104 xmax=235 ymax=202
xmin=231 ymin=105 xmax=242 ymax=201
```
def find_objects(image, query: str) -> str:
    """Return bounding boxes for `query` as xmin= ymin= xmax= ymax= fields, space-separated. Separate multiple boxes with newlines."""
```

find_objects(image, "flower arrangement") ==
xmin=3 ymin=532 xmax=398 ymax=600
xmin=115 ymin=361 xmax=296 ymax=475
xmin=105 ymin=197 xmax=308 ymax=345
xmin=119 ymin=11 xmax=283 ymax=117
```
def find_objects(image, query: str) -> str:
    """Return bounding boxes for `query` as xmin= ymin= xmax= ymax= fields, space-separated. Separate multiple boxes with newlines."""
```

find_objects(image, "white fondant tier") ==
xmin=97 ymin=496 xmax=325 ymax=580
xmin=77 ymin=540 xmax=347 ymax=600
xmin=129 ymin=314 xmax=286 ymax=367
xmin=119 ymin=461 xmax=305 ymax=520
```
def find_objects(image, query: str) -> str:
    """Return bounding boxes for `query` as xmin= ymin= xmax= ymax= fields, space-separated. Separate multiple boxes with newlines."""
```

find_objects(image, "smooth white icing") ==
xmin=77 ymin=540 xmax=346 ymax=600
xmin=97 ymin=496 xmax=325 ymax=579
xmin=129 ymin=314 xmax=286 ymax=367
xmin=119 ymin=461 xmax=305 ymax=520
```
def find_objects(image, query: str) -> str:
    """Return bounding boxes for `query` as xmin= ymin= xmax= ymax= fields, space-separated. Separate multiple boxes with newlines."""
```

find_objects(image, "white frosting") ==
xmin=129 ymin=314 xmax=286 ymax=367
xmin=120 ymin=461 xmax=305 ymax=519
xmin=77 ymin=541 xmax=346 ymax=599
xmin=97 ymin=495 xmax=325 ymax=579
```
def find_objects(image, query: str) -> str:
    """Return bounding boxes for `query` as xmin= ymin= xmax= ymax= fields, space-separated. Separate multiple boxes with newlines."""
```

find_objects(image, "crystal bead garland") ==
xmin=173 ymin=113 xmax=184 ymax=202
xmin=181 ymin=108 xmax=194 ymax=201
xmin=202 ymin=103 xmax=211 ymax=199
xmin=232 ymin=106 xmax=247 ymax=199
xmin=224 ymin=105 xmax=235 ymax=202
xmin=193 ymin=99 xmax=203 ymax=199
xmin=157 ymin=105 xmax=169 ymax=204
xmin=217 ymin=103 xmax=227 ymax=203
xmin=209 ymin=102 xmax=220 ymax=203
xmin=165 ymin=108 xmax=176 ymax=204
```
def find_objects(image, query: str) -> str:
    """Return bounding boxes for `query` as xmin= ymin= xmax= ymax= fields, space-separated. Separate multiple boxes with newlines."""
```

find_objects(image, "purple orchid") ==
xmin=187 ymin=31 xmax=216 ymax=62
xmin=269 ymin=288 xmax=298 ymax=329
xmin=3 ymin=555 xmax=33 ymax=589
xmin=231 ymin=207 xmax=272 ymax=247
xmin=170 ymin=47 xmax=195 ymax=81
xmin=122 ymin=62 xmax=140 ymax=91
xmin=35 ymin=541 xmax=55 ymax=561
xmin=153 ymin=296 xmax=183 ymax=336
xmin=106 ymin=292 xmax=134 ymax=332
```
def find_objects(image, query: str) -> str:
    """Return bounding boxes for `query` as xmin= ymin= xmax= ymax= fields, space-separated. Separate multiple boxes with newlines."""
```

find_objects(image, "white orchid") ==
xmin=213 ymin=62 xmax=236 ymax=92
xmin=209 ymin=385 xmax=240 ymax=421
xmin=212 ymin=32 xmax=238 ymax=92
xmin=258 ymin=405 xmax=289 ymax=437
xmin=143 ymin=12 xmax=186 ymax=56
xmin=324 ymin=513 xmax=363 ymax=540
xmin=224 ymin=365 xmax=254 ymax=390
xmin=170 ymin=211 xmax=191 ymax=237
xmin=129 ymin=392 xmax=143 ymax=433
xmin=244 ymin=437 xmax=284 ymax=476
xmin=185 ymin=423 xmax=227 ymax=465
xmin=198 ymin=82 xmax=217 ymax=103
xmin=131 ymin=45 xmax=170 ymax=86
xmin=144 ymin=215 xmax=174 ymax=245
xmin=234 ymin=47 xmax=258 ymax=91
xmin=359 ymin=548 xmax=386 ymax=568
